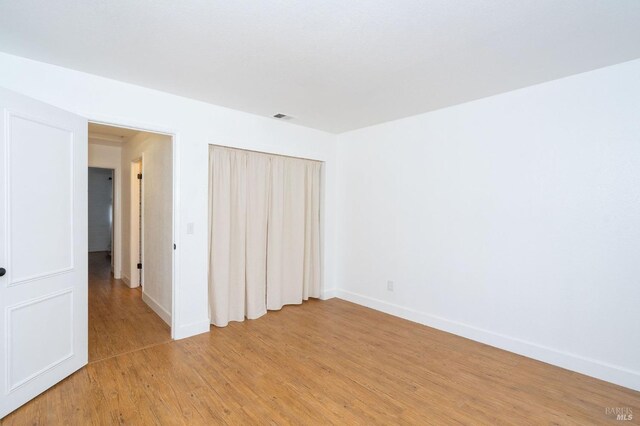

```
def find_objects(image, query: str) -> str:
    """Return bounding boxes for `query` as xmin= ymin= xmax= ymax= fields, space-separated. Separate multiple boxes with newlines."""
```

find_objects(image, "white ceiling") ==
xmin=1 ymin=1 xmax=640 ymax=133
xmin=88 ymin=122 xmax=143 ymax=147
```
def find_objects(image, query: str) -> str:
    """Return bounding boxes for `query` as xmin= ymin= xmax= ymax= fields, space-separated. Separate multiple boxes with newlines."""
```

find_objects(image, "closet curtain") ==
xmin=208 ymin=146 xmax=321 ymax=327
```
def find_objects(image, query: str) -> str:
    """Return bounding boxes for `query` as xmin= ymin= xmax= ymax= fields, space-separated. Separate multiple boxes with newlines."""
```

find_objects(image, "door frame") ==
xmin=87 ymin=115 xmax=179 ymax=339
xmin=129 ymin=157 xmax=144 ymax=288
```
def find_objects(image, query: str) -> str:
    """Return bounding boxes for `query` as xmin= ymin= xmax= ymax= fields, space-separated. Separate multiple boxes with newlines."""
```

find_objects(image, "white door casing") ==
xmin=0 ymin=87 xmax=88 ymax=418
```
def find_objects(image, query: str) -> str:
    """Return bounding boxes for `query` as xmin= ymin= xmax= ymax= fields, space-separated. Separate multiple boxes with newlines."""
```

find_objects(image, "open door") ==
xmin=0 ymin=87 xmax=88 ymax=417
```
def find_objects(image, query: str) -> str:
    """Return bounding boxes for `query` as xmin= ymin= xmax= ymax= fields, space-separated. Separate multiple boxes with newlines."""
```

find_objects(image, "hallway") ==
xmin=88 ymin=252 xmax=170 ymax=362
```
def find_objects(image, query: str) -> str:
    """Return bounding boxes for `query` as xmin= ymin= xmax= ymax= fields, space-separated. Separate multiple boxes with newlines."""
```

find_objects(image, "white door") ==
xmin=0 ymin=87 xmax=87 ymax=418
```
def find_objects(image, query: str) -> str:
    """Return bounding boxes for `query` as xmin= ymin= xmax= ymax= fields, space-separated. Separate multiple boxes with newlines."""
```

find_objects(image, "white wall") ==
xmin=0 ymin=52 xmax=338 ymax=340
xmin=120 ymin=132 xmax=173 ymax=324
xmin=88 ymin=143 xmax=122 ymax=277
xmin=335 ymin=58 xmax=640 ymax=391
xmin=87 ymin=167 xmax=113 ymax=252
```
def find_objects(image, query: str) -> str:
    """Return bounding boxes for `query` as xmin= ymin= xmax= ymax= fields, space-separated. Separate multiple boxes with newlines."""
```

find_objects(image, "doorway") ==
xmin=88 ymin=167 xmax=114 ymax=273
xmin=87 ymin=122 xmax=174 ymax=362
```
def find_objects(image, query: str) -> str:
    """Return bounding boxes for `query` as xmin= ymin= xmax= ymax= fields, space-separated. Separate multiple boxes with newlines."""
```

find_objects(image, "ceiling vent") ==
xmin=273 ymin=113 xmax=292 ymax=120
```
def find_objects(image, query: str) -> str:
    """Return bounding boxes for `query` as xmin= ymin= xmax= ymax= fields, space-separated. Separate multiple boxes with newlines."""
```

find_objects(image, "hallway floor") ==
xmin=88 ymin=252 xmax=171 ymax=362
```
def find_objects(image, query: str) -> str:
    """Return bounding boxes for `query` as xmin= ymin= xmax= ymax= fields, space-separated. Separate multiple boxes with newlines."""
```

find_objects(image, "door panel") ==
xmin=8 ymin=289 xmax=74 ymax=391
xmin=0 ymin=87 xmax=87 ymax=418
xmin=9 ymin=114 xmax=74 ymax=284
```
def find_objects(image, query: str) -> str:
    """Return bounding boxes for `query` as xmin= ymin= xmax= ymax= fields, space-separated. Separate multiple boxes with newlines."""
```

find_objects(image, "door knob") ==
xmin=0 ymin=268 xmax=5 ymax=277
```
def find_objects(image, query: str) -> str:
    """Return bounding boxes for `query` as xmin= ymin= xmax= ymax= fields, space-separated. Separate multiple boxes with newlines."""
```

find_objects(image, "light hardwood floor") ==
xmin=2 ymin=261 xmax=639 ymax=424
xmin=87 ymin=252 xmax=171 ymax=363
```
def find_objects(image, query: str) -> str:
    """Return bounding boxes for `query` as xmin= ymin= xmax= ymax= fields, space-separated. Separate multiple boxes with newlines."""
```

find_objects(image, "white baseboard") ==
xmin=173 ymin=319 xmax=210 ymax=340
xmin=142 ymin=292 xmax=171 ymax=326
xmin=121 ymin=274 xmax=131 ymax=287
xmin=336 ymin=289 xmax=640 ymax=392
xmin=320 ymin=288 xmax=337 ymax=300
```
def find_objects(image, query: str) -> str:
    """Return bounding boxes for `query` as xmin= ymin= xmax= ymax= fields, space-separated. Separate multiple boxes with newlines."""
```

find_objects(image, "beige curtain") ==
xmin=208 ymin=146 xmax=321 ymax=327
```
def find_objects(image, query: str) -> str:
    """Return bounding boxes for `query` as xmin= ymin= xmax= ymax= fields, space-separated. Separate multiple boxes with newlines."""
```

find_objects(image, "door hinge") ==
xmin=137 ymin=173 xmax=142 ymax=180
xmin=173 ymin=243 xmax=176 ymax=250
xmin=137 ymin=263 xmax=142 ymax=269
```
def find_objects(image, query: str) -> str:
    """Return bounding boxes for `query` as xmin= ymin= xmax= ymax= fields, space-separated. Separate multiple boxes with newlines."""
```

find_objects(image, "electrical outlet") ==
xmin=387 ymin=280 xmax=394 ymax=292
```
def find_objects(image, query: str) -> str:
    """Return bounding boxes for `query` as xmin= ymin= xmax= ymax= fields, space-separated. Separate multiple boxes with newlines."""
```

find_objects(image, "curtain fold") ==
xmin=208 ymin=147 xmax=247 ymax=327
xmin=303 ymin=161 xmax=322 ymax=300
xmin=208 ymin=146 xmax=321 ymax=327
xmin=267 ymin=157 xmax=306 ymax=310
xmin=245 ymin=153 xmax=269 ymax=319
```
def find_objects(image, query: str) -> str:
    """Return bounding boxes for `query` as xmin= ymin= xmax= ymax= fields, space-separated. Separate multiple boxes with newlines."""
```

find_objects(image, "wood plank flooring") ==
xmin=2 ymin=260 xmax=639 ymax=424
xmin=88 ymin=252 xmax=170 ymax=362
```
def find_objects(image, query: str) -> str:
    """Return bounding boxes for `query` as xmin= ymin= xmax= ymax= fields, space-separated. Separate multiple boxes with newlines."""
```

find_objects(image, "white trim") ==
xmin=173 ymin=319 xmax=209 ymax=340
xmin=171 ymin=132 xmax=180 ymax=340
xmin=141 ymin=291 xmax=171 ymax=326
xmin=9 ymin=267 xmax=75 ymax=287
xmin=320 ymin=288 xmax=336 ymax=300
xmin=121 ymin=274 xmax=131 ymax=288
xmin=335 ymin=289 xmax=640 ymax=392
xmin=129 ymin=157 xmax=143 ymax=288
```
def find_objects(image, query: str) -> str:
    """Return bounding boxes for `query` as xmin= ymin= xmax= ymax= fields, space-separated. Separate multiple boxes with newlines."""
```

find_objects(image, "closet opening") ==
xmin=208 ymin=145 xmax=323 ymax=327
